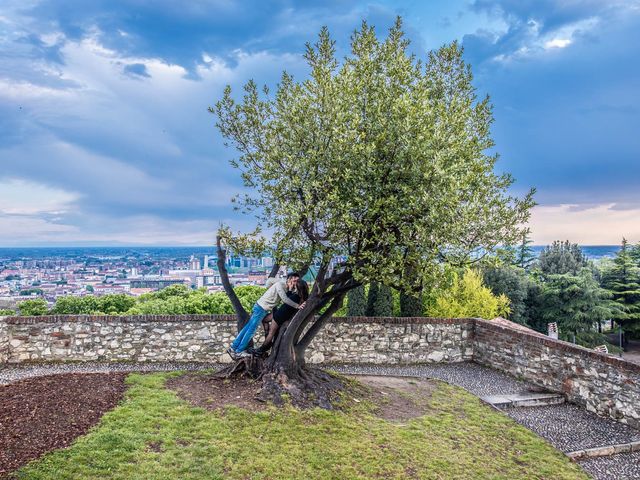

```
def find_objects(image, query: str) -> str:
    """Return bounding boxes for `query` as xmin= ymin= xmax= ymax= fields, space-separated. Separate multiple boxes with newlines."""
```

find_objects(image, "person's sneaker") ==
xmin=226 ymin=347 xmax=240 ymax=360
xmin=236 ymin=350 xmax=251 ymax=358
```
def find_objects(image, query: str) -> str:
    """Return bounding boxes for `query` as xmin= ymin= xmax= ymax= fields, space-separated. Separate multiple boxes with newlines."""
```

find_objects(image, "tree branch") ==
xmin=268 ymin=262 xmax=280 ymax=278
xmin=216 ymin=234 xmax=249 ymax=331
xmin=296 ymin=293 xmax=346 ymax=354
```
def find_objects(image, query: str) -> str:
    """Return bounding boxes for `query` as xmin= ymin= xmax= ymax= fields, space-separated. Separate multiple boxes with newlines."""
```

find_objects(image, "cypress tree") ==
xmin=516 ymin=232 xmax=536 ymax=270
xmin=365 ymin=282 xmax=379 ymax=316
xmin=399 ymin=292 xmax=423 ymax=317
xmin=347 ymin=284 xmax=367 ymax=317
xmin=373 ymin=284 xmax=394 ymax=316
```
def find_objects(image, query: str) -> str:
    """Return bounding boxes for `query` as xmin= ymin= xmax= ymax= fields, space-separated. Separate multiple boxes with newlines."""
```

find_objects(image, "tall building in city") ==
xmin=189 ymin=255 xmax=200 ymax=270
xmin=203 ymin=255 xmax=209 ymax=269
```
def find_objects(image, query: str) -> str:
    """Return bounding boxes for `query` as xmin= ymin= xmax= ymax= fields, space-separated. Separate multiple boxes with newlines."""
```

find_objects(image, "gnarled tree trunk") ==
xmin=215 ymin=240 xmax=357 ymax=407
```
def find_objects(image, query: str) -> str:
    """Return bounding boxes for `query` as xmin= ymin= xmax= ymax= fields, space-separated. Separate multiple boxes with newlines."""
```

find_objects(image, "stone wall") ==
xmin=4 ymin=315 xmax=238 ymax=363
xmin=474 ymin=319 xmax=640 ymax=429
xmin=311 ymin=317 xmax=473 ymax=364
xmin=2 ymin=315 xmax=473 ymax=365
xmin=0 ymin=317 xmax=8 ymax=364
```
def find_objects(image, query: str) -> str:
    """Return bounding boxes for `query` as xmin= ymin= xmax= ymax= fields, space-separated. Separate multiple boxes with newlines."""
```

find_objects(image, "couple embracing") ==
xmin=227 ymin=272 xmax=309 ymax=359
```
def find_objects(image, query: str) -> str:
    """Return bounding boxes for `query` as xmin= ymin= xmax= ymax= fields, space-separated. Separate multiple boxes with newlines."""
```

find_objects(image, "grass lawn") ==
xmin=13 ymin=372 xmax=588 ymax=480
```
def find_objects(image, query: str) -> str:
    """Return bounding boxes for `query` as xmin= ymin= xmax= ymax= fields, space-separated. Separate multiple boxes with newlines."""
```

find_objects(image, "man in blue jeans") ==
xmin=227 ymin=272 xmax=304 ymax=359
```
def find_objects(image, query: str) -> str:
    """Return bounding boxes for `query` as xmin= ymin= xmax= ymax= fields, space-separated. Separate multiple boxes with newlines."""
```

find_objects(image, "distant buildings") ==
xmin=0 ymin=250 xmax=276 ymax=303
xmin=130 ymin=279 xmax=188 ymax=289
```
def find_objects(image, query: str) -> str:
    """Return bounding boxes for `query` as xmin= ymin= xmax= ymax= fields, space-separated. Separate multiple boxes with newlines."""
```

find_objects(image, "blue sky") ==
xmin=0 ymin=0 xmax=639 ymax=246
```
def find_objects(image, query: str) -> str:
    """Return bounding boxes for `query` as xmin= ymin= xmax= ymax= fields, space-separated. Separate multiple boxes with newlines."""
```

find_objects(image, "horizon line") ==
xmin=0 ymin=244 xmax=624 ymax=249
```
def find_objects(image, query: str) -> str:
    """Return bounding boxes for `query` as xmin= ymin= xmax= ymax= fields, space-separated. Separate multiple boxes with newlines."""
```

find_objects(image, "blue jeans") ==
xmin=231 ymin=304 xmax=269 ymax=352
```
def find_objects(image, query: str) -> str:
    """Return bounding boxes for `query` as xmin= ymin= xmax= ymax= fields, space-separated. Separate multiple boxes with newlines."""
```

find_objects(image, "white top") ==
xmin=256 ymin=277 xmax=300 ymax=311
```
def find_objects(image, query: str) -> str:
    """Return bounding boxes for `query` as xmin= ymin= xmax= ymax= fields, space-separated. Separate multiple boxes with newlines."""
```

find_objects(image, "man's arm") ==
xmin=275 ymin=282 xmax=299 ymax=308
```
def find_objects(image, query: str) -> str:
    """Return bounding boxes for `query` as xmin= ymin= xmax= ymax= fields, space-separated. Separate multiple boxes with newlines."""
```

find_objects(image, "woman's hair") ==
xmin=296 ymin=278 xmax=309 ymax=301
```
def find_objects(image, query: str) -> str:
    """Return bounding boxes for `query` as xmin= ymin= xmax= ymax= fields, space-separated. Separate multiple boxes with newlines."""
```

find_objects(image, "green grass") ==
xmin=14 ymin=373 xmax=588 ymax=480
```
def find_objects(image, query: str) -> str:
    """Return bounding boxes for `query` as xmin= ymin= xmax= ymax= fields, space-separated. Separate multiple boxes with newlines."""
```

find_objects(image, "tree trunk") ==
xmin=255 ymin=289 xmax=348 ymax=408
xmin=216 ymin=235 xmax=248 ymax=330
xmin=216 ymin=255 xmax=356 ymax=408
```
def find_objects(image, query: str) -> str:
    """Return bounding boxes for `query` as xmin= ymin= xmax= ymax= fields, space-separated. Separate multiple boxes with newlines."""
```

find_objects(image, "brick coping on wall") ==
xmin=2 ymin=315 xmax=474 ymax=326
xmin=2 ymin=314 xmax=639 ymax=373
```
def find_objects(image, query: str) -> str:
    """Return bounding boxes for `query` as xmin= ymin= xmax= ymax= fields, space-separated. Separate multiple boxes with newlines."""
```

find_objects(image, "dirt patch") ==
xmin=166 ymin=373 xmax=268 ymax=412
xmin=0 ymin=372 xmax=127 ymax=476
xmin=166 ymin=372 xmax=438 ymax=422
xmin=352 ymin=375 xmax=438 ymax=422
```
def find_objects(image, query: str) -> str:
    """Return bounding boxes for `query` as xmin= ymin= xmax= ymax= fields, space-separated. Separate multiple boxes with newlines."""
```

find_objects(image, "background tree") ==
xmin=365 ymin=283 xmax=379 ymax=317
xmin=537 ymin=240 xmax=587 ymax=275
xmin=601 ymin=238 xmax=640 ymax=342
xmin=628 ymin=241 xmax=640 ymax=266
xmin=372 ymin=284 xmax=394 ymax=317
xmin=212 ymin=19 xmax=534 ymax=405
xmin=523 ymin=278 xmax=547 ymax=333
xmin=539 ymin=269 xmax=618 ymax=346
xmin=482 ymin=265 xmax=530 ymax=324
xmin=427 ymin=269 xmax=510 ymax=319
xmin=0 ymin=309 xmax=15 ymax=316
xmin=515 ymin=232 xmax=536 ymax=270
xmin=346 ymin=285 xmax=366 ymax=316
xmin=17 ymin=298 xmax=49 ymax=316
xmin=52 ymin=294 xmax=135 ymax=315
xmin=399 ymin=292 xmax=423 ymax=317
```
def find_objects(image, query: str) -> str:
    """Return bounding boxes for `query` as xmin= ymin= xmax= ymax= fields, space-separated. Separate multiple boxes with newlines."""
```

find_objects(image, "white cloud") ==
xmin=0 ymin=78 xmax=74 ymax=100
xmin=0 ymin=178 xmax=79 ymax=215
xmin=544 ymin=38 xmax=571 ymax=49
xmin=0 ymin=212 xmax=256 ymax=247
xmin=530 ymin=203 xmax=640 ymax=245
xmin=491 ymin=16 xmax=600 ymax=62
xmin=0 ymin=215 xmax=78 ymax=240
xmin=0 ymin=32 xmax=306 ymax=244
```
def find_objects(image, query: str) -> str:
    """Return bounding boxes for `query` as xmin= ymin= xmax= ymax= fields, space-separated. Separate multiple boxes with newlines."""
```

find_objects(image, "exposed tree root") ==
xmin=214 ymin=361 xmax=347 ymax=409
xmin=256 ymin=366 xmax=347 ymax=409
xmin=214 ymin=356 xmax=263 ymax=380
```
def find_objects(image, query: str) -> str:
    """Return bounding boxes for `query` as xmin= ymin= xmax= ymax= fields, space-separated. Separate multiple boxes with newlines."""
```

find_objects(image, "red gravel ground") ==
xmin=0 ymin=373 xmax=127 ymax=476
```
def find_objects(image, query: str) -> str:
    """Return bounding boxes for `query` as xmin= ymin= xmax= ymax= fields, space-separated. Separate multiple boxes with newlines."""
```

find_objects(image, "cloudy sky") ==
xmin=1 ymin=0 xmax=639 ymax=246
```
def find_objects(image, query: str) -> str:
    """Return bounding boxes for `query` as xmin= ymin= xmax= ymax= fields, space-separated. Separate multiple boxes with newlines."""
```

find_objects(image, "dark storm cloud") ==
xmin=460 ymin=0 xmax=640 ymax=209
xmin=1 ymin=0 xmax=639 ymax=244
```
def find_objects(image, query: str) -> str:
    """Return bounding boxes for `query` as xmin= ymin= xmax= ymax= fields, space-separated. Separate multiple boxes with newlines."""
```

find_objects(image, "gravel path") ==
xmin=503 ymin=403 xmax=640 ymax=452
xmin=579 ymin=451 xmax=640 ymax=480
xmin=329 ymin=362 xmax=535 ymax=397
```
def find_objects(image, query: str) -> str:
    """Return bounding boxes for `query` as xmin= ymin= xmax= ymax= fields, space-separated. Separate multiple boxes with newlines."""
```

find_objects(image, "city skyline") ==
xmin=1 ymin=1 xmax=639 ymax=246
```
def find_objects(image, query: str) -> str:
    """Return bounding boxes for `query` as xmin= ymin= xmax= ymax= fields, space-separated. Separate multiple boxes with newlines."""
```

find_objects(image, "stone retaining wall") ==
xmin=474 ymin=319 xmax=640 ymax=429
xmin=0 ymin=315 xmax=473 ymax=365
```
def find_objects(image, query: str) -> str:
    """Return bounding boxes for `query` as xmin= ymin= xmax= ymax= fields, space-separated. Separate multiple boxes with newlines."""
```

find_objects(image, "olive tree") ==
xmin=212 ymin=19 xmax=534 ymax=405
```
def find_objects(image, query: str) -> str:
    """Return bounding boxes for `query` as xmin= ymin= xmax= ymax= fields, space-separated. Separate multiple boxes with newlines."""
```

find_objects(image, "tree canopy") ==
xmin=537 ymin=240 xmax=587 ymax=276
xmin=539 ymin=268 xmax=618 ymax=344
xmin=601 ymin=238 xmax=640 ymax=338
xmin=213 ymin=18 xmax=534 ymax=298
xmin=427 ymin=268 xmax=510 ymax=319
